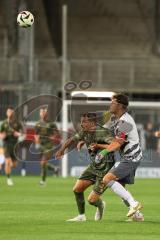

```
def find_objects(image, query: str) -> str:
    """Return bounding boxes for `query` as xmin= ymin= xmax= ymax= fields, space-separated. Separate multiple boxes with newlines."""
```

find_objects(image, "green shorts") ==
xmin=40 ymin=142 xmax=54 ymax=160
xmin=3 ymin=143 xmax=17 ymax=161
xmin=79 ymin=165 xmax=107 ymax=195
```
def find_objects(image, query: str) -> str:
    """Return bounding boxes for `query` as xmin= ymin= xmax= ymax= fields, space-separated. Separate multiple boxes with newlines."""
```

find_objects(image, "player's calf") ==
xmin=88 ymin=191 xmax=106 ymax=221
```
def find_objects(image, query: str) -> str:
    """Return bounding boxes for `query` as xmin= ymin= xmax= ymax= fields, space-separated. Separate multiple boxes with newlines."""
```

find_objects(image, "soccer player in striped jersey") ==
xmin=91 ymin=93 xmax=143 ymax=220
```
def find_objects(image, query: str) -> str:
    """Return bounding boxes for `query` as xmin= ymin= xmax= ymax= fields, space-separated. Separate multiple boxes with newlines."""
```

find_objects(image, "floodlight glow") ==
xmin=71 ymin=91 xmax=115 ymax=98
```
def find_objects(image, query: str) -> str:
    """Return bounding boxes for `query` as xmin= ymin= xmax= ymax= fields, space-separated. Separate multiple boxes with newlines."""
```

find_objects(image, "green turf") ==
xmin=0 ymin=176 xmax=160 ymax=240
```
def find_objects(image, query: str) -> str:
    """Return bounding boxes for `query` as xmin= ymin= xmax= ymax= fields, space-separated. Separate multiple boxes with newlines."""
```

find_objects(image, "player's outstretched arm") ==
xmin=55 ymin=137 xmax=75 ymax=160
xmin=91 ymin=138 xmax=124 ymax=153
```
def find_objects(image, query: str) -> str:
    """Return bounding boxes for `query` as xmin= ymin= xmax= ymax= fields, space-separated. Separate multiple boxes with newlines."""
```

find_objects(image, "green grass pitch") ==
xmin=0 ymin=176 xmax=160 ymax=240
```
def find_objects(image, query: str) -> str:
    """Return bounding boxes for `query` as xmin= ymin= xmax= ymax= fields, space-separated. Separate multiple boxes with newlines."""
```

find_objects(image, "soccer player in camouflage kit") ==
xmin=0 ymin=106 xmax=23 ymax=186
xmin=56 ymin=113 xmax=115 ymax=221
xmin=35 ymin=108 xmax=59 ymax=185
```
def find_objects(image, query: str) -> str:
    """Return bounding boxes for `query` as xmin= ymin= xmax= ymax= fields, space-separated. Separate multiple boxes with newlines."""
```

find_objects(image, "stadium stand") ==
xmin=0 ymin=0 xmax=160 ymax=95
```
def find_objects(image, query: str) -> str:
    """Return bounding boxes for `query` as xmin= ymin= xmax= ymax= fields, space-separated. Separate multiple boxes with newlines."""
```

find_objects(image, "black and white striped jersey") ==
xmin=104 ymin=112 xmax=142 ymax=162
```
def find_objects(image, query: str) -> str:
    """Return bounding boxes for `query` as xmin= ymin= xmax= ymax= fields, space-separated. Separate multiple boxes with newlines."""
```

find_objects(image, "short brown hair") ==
xmin=7 ymin=106 xmax=15 ymax=110
xmin=112 ymin=93 xmax=129 ymax=108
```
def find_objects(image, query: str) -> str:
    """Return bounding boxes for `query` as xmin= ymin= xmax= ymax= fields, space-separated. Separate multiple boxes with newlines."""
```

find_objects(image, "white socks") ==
xmin=107 ymin=181 xmax=138 ymax=208
xmin=79 ymin=214 xmax=86 ymax=217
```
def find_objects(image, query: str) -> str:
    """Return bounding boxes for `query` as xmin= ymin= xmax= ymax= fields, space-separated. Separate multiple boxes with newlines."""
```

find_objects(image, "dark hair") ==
xmin=112 ymin=93 xmax=129 ymax=108
xmin=7 ymin=106 xmax=15 ymax=110
xmin=40 ymin=107 xmax=48 ymax=111
xmin=81 ymin=112 xmax=97 ymax=122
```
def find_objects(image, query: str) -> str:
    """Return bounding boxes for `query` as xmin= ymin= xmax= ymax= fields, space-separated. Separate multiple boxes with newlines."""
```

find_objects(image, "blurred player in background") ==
xmin=155 ymin=130 xmax=160 ymax=153
xmin=0 ymin=106 xmax=23 ymax=186
xmin=145 ymin=122 xmax=158 ymax=151
xmin=35 ymin=107 xmax=59 ymax=186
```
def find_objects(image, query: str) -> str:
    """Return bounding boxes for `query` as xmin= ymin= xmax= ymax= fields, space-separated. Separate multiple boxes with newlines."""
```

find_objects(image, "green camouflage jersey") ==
xmin=35 ymin=120 xmax=57 ymax=146
xmin=0 ymin=119 xmax=22 ymax=144
xmin=73 ymin=126 xmax=114 ymax=176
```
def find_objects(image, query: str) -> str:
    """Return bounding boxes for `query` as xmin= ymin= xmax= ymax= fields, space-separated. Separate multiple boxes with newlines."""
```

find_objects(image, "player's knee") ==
xmin=103 ymin=172 xmax=116 ymax=185
xmin=87 ymin=198 xmax=98 ymax=205
xmin=5 ymin=161 xmax=9 ymax=165
xmin=13 ymin=162 xmax=17 ymax=168
xmin=5 ymin=159 xmax=11 ymax=166
xmin=73 ymin=186 xmax=82 ymax=193
xmin=41 ymin=161 xmax=47 ymax=167
xmin=73 ymin=184 xmax=80 ymax=192
xmin=73 ymin=186 xmax=76 ymax=192
xmin=87 ymin=195 xmax=94 ymax=205
xmin=87 ymin=193 xmax=99 ymax=205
